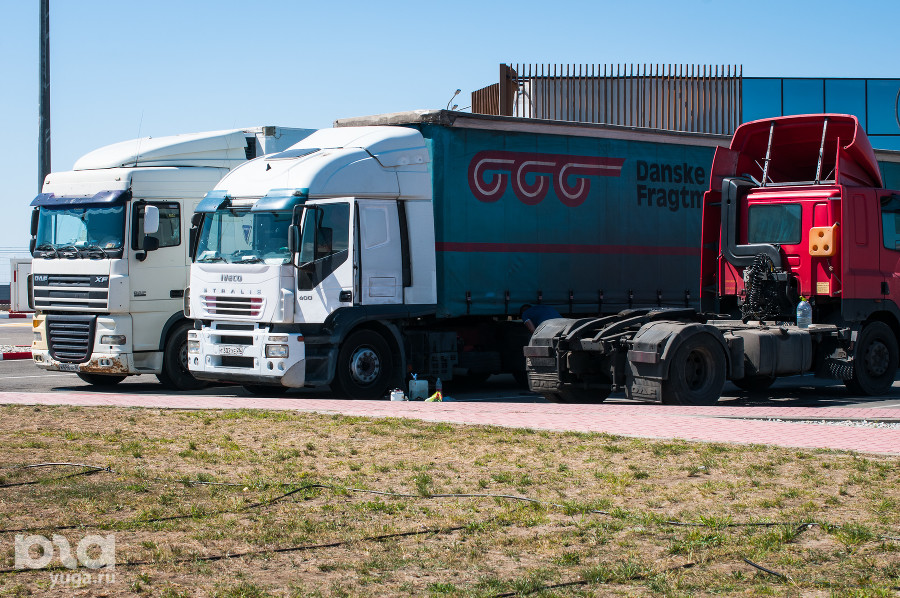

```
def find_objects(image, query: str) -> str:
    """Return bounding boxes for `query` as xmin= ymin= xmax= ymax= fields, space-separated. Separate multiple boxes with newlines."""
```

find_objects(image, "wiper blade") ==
xmin=85 ymin=244 xmax=111 ymax=259
xmin=57 ymin=244 xmax=81 ymax=258
xmin=197 ymin=256 xmax=226 ymax=263
xmin=34 ymin=243 xmax=58 ymax=258
xmin=238 ymin=256 xmax=263 ymax=263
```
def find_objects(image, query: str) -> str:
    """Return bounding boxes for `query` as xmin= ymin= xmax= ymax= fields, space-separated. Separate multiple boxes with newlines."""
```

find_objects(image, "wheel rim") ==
xmin=684 ymin=349 xmax=711 ymax=391
xmin=178 ymin=340 xmax=189 ymax=372
xmin=349 ymin=346 xmax=380 ymax=385
xmin=863 ymin=338 xmax=890 ymax=378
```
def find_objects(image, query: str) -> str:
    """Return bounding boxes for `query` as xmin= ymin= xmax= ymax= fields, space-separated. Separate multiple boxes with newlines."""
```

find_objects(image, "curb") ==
xmin=0 ymin=350 xmax=32 ymax=361
xmin=0 ymin=313 xmax=30 ymax=319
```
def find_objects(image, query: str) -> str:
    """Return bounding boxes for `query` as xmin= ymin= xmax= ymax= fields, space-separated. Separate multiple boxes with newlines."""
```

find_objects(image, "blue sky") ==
xmin=1 ymin=0 xmax=899 ymax=269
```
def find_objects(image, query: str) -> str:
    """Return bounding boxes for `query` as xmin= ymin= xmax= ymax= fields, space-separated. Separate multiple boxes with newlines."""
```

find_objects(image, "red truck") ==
xmin=525 ymin=114 xmax=900 ymax=404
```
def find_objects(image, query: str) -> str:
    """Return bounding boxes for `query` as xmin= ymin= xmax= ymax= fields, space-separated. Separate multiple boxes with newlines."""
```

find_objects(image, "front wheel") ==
xmin=76 ymin=372 xmax=127 ymax=387
xmin=662 ymin=334 xmax=726 ymax=406
xmin=845 ymin=321 xmax=898 ymax=396
xmin=331 ymin=329 xmax=393 ymax=399
xmin=157 ymin=322 xmax=208 ymax=391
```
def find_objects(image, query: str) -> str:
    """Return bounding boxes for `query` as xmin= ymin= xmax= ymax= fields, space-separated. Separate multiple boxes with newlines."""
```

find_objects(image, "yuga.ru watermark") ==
xmin=14 ymin=534 xmax=116 ymax=587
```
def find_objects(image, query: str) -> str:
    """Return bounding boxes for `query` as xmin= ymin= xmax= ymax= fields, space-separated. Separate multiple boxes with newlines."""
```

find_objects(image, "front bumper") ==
xmin=188 ymin=323 xmax=306 ymax=387
xmin=31 ymin=314 xmax=143 ymax=376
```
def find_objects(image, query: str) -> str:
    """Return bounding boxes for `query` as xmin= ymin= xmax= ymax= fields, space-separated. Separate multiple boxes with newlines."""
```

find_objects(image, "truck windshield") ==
xmin=195 ymin=210 xmax=292 ymax=264
xmin=33 ymin=205 xmax=126 ymax=259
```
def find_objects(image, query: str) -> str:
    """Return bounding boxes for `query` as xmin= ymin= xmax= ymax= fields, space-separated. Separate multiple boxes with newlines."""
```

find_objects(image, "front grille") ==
xmin=220 ymin=356 xmax=254 ymax=368
xmin=46 ymin=315 xmax=96 ymax=363
xmin=201 ymin=295 xmax=264 ymax=318
xmin=218 ymin=335 xmax=253 ymax=345
xmin=216 ymin=323 xmax=255 ymax=331
xmin=32 ymin=273 xmax=109 ymax=312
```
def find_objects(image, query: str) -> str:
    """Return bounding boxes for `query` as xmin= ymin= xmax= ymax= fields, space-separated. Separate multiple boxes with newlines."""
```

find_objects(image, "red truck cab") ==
xmin=701 ymin=114 xmax=900 ymax=394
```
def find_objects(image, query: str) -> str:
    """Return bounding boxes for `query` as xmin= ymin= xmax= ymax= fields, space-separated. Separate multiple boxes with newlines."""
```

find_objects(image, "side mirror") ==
xmin=189 ymin=213 xmax=204 ymax=259
xmin=30 ymin=209 xmax=39 ymax=237
xmin=143 ymin=205 xmax=160 ymax=235
xmin=143 ymin=236 xmax=160 ymax=252
xmin=288 ymin=224 xmax=299 ymax=254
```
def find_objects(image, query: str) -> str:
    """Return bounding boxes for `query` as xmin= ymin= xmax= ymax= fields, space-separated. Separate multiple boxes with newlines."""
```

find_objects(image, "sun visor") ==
xmin=195 ymin=190 xmax=230 ymax=213
xmin=251 ymin=188 xmax=309 ymax=212
xmin=31 ymin=189 xmax=130 ymax=207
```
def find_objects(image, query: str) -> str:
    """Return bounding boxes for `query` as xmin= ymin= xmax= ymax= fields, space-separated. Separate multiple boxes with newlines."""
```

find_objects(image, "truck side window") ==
xmin=133 ymin=203 xmax=181 ymax=250
xmin=747 ymin=203 xmax=802 ymax=245
xmin=298 ymin=202 xmax=350 ymax=291
xmin=881 ymin=195 xmax=900 ymax=251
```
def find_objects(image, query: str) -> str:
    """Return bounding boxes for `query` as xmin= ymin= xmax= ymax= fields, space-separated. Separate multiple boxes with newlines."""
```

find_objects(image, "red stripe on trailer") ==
xmin=435 ymin=242 xmax=700 ymax=256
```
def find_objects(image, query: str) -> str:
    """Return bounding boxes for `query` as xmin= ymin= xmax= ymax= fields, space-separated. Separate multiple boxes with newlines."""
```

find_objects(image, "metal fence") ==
xmin=472 ymin=64 xmax=743 ymax=135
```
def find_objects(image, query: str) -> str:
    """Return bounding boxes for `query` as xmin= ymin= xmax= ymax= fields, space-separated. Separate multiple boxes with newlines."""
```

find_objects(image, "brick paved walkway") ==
xmin=2 ymin=391 xmax=899 ymax=455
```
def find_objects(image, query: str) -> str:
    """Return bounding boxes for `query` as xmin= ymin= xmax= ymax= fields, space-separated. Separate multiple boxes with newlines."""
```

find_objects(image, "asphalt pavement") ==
xmin=2 ymin=316 xmax=900 ymax=454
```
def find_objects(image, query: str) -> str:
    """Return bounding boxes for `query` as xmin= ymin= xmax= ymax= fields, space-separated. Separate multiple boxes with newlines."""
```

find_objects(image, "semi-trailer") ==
xmin=29 ymin=126 xmax=314 ymax=389
xmin=525 ymin=114 xmax=900 ymax=404
xmin=185 ymin=110 xmax=728 ymax=398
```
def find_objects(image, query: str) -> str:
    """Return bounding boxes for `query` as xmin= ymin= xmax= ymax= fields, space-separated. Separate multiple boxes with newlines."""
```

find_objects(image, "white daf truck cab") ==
xmin=30 ymin=127 xmax=313 ymax=389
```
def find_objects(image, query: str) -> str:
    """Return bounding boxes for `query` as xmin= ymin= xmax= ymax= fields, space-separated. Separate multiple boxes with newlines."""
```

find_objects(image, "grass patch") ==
xmin=0 ymin=405 xmax=898 ymax=596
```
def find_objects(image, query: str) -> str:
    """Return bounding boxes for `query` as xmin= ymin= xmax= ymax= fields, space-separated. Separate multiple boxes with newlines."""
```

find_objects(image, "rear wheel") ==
xmin=331 ymin=329 xmax=393 ymax=399
xmin=76 ymin=372 xmax=126 ymax=387
xmin=157 ymin=322 xmax=207 ymax=391
xmin=845 ymin=321 xmax=898 ymax=396
xmin=662 ymin=334 xmax=726 ymax=406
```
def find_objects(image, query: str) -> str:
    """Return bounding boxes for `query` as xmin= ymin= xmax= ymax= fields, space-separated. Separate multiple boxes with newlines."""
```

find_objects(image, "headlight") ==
xmin=183 ymin=287 xmax=191 ymax=317
xmin=100 ymin=335 xmax=126 ymax=345
xmin=33 ymin=331 xmax=42 ymax=342
xmin=265 ymin=344 xmax=289 ymax=358
xmin=188 ymin=340 xmax=201 ymax=354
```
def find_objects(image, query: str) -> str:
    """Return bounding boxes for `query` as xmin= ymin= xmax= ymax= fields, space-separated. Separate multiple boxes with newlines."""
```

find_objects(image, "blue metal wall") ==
xmin=744 ymin=78 xmax=900 ymax=151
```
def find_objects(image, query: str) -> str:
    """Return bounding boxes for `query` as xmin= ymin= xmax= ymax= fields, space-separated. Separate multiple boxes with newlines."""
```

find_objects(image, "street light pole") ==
xmin=38 ymin=0 xmax=50 ymax=192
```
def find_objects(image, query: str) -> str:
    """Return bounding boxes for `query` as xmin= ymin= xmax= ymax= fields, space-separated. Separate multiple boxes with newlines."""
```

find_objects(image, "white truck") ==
xmin=185 ymin=110 xmax=723 ymax=398
xmin=29 ymin=127 xmax=313 ymax=388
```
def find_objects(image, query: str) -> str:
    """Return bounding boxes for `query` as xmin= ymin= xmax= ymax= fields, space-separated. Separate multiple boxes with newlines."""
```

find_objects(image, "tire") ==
xmin=243 ymin=385 xmax=290 ymax=397
xmin=546 ymin=387 xmax=610 ymax=404
xmin=331 ymin=329 xmax=393 ymax=399
xmin=76 ymin=372 xmax=127 ymax=387
xmin=845 ymin=321 xmax=898 ymax=396
xmin=732 ymin=375 xmax=776 ymax=393
xmin=662 ymin=334 xmax=726 ymax=406
xmin=156 ymin=322 xmax=207 ymax=391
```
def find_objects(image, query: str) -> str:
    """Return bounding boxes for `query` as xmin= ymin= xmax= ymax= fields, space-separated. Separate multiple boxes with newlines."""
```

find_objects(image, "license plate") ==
xmin=219 ymin=345 xmax=245 ymax=356
xmin=59 ymin=363 xmax=80 ymax=372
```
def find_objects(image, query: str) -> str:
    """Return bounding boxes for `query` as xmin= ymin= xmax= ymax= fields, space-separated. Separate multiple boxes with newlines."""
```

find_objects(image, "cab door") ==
xmin=841 ymin=189 xmax=884 ymax=301
xmin=356 ymin=199 xmax=403 ymax=305
xmin=129 ymin=200 xmax=185 ymax=351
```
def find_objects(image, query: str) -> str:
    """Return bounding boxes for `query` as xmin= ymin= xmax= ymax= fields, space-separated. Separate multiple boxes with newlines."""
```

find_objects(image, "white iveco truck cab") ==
xmin=186 ymin=125 xmax=436 ymax=397
xmin=30 ymin=127 xmax=313 ymax=389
